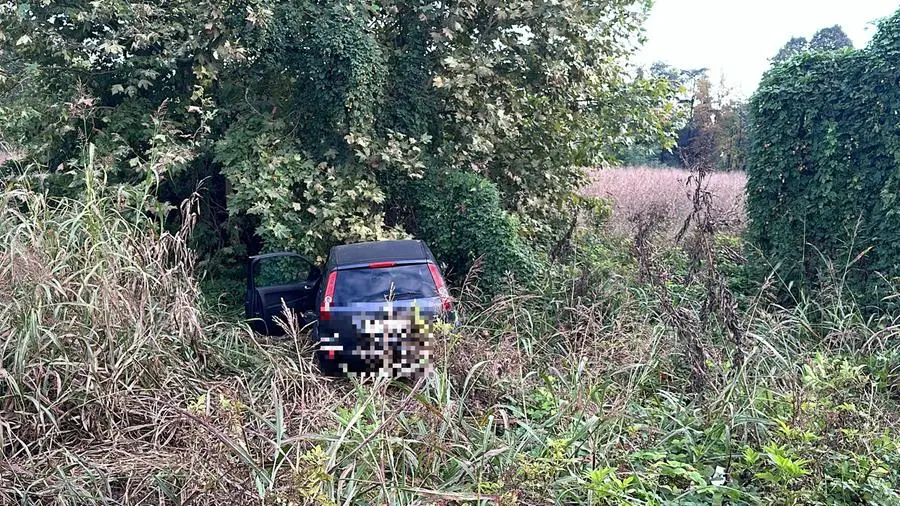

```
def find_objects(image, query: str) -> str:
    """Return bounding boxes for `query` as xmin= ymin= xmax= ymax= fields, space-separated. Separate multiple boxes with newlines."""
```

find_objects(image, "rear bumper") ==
xmin=313 ymin=328 xmax=432 ymax=377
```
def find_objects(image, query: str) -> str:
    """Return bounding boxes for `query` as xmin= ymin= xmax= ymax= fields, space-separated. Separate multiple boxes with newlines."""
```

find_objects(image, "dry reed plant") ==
xmin=582 ymin=166 xmax=747 ymax=238
xmin=0 ymin=164 xmax=347 ymax=503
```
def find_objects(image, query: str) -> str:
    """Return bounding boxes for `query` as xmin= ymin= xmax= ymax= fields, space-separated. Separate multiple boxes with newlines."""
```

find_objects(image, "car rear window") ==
xmin=332 ymin=264 xmax=438 ymax=305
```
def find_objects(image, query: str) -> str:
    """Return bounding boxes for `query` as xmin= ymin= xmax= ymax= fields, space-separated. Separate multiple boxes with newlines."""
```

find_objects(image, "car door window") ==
xmin=253 ymin=255 xmax=317 ymax=287
xmin=246 ymin=252 xmax=320 ymax=334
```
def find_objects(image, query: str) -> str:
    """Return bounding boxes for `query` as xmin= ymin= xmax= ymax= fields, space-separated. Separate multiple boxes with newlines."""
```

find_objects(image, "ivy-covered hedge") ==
xmin=746 ymin=9 xmax=900 ymax=302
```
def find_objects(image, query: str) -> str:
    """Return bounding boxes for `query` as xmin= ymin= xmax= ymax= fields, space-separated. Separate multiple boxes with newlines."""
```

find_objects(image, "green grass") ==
xmin=1 ymin=173 xmax=898 ymax=505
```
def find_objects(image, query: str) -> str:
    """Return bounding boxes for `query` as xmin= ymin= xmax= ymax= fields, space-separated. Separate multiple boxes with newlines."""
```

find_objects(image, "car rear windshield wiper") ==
xmin=389 ymin=291 xmax=427 ymax=300
xmin=355 ymin=291 xmax=424 ymax=302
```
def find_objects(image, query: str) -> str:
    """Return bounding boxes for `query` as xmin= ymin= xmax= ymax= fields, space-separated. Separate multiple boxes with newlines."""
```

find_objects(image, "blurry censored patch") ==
xmin=319 ymin=302 xmax=435 ymax=379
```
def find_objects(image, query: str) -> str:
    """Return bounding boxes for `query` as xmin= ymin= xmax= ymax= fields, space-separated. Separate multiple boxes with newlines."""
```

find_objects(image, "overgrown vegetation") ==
xmin=2 ymin=2 xmax=900 ymax=505
xmin=747 ymin=10 xmax=900 ymax=305
xmin=2 ymin=161 xmax=898 ymax=504
xmin=0 ymin=0 xmax=677 ymax=292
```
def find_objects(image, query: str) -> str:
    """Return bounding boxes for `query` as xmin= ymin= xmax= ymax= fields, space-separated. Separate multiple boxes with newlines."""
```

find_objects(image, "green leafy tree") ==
xmin=623 ymin=62 xmax=704 ymax=166
xmin=772 ymin=26 xmax=853 ymax=65
xmin=0 ymin=0 xmax=677 ymax=288
xmin=677 ymin=75 xmax=717 ymax=168
xmin=809 ymin=25 xmax=853 ymax=51
xmin=716 ymin=98 xmax=750 ymax=172
xmin=772 ymin=37 xmax=809 ymax=64
xmin=644 ymin=66 xmax=748 ymax=171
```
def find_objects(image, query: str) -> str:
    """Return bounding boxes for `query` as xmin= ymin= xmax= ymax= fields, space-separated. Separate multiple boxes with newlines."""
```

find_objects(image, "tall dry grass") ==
xmin=583 ymin=166 xmax=747 ymax=238
xmin=0 ymin=149 xmax=346 ymax=503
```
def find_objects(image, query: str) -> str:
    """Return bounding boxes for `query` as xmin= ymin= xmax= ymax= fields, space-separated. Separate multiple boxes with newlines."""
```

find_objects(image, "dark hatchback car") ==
xmin=245 ymin=240 xmax=454 ymax=375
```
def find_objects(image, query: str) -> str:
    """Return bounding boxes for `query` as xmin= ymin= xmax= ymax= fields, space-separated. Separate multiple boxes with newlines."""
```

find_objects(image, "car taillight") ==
xmin=368 ymin=261 xmax=397 ymax=269
xmin=320 ymin=271 xmax=337 ymax=321
xmin=427 ymin=263 xmax=453 ymax=312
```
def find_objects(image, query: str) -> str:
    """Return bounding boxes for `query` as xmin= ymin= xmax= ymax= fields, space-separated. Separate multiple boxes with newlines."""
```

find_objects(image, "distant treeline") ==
xmin=629 ymin=24 xmax=857 ymax=172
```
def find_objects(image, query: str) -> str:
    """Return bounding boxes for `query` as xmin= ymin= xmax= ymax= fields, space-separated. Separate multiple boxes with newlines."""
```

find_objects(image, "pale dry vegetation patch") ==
xmin=583 ymin=166 xmax=747 ymax=238
xmin=0 ymin=177 xmax=351 ymax=503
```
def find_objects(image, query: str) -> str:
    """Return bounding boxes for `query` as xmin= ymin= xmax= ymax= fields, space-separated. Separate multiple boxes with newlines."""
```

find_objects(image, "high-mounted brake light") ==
xmin=320 ymin=271 xmax=337 ymax=321
xmin=368 ymin=261 xmax=397 ymax=269
xmin=427 ymin=263 xmax=453 ymax=312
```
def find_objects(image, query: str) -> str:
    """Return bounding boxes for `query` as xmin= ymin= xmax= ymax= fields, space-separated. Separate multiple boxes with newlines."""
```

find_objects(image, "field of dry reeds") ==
xmin=582 ymin=166 xmax=747 ymax=238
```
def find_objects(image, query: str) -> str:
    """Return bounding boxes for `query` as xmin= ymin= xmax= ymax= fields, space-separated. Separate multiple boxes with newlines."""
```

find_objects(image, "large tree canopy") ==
xmin=809 ymin=25 xmax=853 ymax=51
xmin=772 ymin=37 xmax=810 ymax=65
xmin=0 ymin=0 xmax=675 ymax=281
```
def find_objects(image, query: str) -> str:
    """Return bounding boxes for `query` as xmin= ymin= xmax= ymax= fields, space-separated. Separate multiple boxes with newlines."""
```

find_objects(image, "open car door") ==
xmin=245 ymin=252 xmax=321 ymax=335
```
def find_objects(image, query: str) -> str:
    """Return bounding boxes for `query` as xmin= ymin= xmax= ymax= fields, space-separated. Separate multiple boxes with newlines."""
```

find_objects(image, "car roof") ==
xmin=329 ymin=240 xmax=433 ymax=268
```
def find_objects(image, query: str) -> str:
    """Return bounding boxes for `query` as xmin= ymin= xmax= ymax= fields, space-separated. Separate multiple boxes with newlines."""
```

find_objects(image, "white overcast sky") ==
xmin=636 ymin=0 xmax=900 ymax=97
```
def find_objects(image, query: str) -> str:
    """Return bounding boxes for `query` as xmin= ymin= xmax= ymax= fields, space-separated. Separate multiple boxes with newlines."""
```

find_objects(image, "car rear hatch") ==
xmin=317 ymin=261 xmax=452 ymax=374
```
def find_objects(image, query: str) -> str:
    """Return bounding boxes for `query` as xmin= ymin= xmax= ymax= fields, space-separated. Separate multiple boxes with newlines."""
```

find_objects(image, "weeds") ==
xmin=2 ymin=157 xmax=899 ymax=504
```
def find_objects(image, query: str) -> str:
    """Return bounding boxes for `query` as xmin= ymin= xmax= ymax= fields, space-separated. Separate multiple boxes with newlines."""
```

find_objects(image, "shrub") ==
xmin=746 ymin=9 xmax=900 ymax=305
xmin=413 ymin=170 xmax=539 ymax=292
